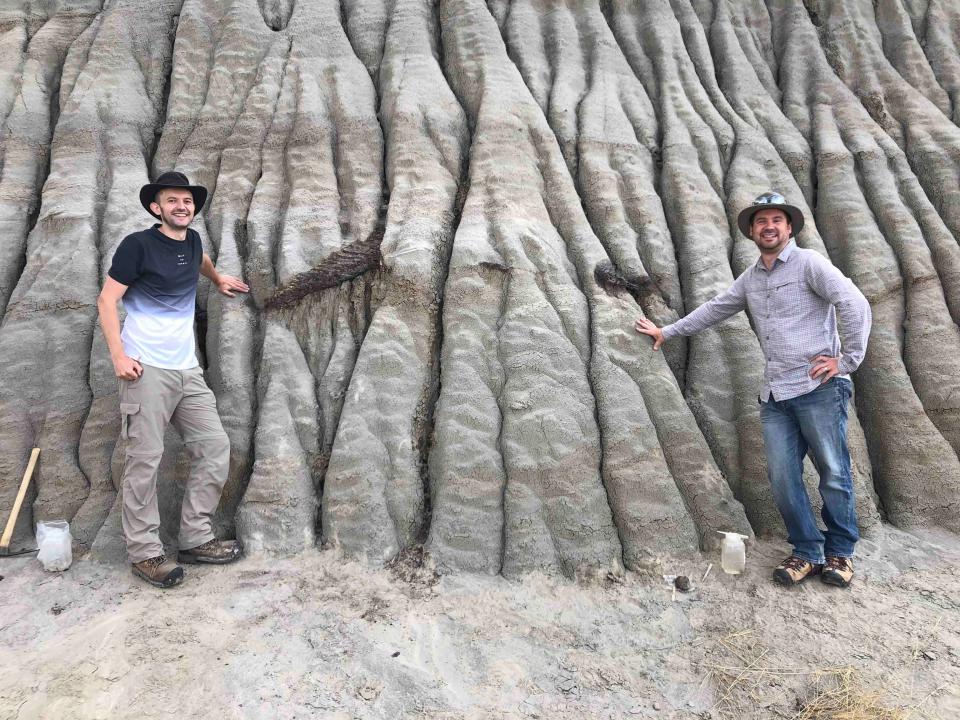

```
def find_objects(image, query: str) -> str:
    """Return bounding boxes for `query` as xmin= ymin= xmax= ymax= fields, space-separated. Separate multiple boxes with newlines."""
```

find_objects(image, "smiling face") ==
xmin=151 ymin=188 xmax=195 ymax=231
xmin=750 ymin=208 xmax=792 ymax=255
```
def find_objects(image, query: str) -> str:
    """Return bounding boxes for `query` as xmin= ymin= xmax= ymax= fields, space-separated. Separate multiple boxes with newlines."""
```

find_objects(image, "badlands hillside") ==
xmin=2 ymin=0 xmax=960 ymax=574
xmin=2 ymin=1 xmax=960 ymax=718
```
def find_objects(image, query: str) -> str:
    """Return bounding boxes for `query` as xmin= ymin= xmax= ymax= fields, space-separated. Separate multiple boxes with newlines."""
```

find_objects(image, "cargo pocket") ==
xmin=120 ymin=403 xmax=140 ymax=440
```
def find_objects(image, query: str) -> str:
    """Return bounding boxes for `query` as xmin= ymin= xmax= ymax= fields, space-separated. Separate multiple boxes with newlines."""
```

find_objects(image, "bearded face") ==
xmin=750 ymin=208 xmax=792 ymax=254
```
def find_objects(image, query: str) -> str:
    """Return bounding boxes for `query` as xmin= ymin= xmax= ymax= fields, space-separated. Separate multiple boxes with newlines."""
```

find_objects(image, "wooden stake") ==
xmin=0 ymin=448 xmax=40 ymax=555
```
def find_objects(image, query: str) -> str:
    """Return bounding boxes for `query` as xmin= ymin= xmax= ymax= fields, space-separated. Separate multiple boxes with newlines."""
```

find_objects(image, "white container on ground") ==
xmin=717 ymin=531 xmax=749 ymax=575
xmin=36 ymin=520 xmax=72 ymax=571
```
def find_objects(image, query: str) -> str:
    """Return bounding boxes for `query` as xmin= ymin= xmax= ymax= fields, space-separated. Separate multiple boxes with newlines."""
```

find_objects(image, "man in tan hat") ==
xmin=97 ymin=171 xmax=249 ymax=588
xmin=636 ymin=192 xmax=872 ymax=588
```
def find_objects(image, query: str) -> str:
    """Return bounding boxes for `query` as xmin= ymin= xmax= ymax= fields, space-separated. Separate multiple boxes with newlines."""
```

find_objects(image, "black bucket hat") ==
xmin=139 ymin=171 xmax=208 ymax=219
xmin=737 ymin=191 xmax=804 ymax=239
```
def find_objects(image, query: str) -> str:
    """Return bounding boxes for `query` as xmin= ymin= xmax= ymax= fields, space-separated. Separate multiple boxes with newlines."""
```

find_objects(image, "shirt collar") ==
xmin=756 ymin=238 xmax=797 ymax=270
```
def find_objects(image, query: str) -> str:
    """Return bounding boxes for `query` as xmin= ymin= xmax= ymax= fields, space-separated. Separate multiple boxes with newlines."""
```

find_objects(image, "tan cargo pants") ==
xmin=118 ymin=364 xmax=230 ymax=563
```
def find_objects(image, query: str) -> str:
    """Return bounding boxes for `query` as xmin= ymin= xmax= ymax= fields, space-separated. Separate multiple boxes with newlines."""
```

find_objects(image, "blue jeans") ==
xmin=760 ymin=377 xmax=858 ymax=565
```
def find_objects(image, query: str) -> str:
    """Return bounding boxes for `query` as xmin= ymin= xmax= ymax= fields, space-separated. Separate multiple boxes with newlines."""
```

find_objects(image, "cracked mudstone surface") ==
xmin=1 ymin=0 xmax=959 ymax=577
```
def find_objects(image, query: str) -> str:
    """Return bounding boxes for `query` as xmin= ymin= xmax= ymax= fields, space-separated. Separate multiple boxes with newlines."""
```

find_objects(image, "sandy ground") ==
xmin=1 ymin=529 xmax=958 ymax=720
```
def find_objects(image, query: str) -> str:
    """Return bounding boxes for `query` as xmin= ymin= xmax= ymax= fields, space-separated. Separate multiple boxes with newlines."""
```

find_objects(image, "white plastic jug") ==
xmin=717 ymin=531 xmax=749 ymax=575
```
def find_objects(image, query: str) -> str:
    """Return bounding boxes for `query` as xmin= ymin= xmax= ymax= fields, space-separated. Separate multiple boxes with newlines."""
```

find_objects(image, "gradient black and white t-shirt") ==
xmin=108 ymin=225 xmax=202 ymax=370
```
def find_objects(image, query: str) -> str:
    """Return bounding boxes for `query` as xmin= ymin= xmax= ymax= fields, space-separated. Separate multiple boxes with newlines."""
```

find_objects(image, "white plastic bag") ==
xmin=36 ymin=520 xmax=72 ymax=571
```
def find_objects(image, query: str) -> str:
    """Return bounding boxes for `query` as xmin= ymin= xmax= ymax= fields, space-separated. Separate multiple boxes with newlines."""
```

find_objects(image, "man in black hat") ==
xmin=97 ymin=171 xmax=249 ymax=588
xmin=635 ymin=192 xmax=872 ymax=588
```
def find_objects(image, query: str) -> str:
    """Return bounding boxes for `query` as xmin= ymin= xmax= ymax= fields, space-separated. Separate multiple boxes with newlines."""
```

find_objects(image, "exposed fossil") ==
xmin=1 ymin=0 xmax=957 ymax=576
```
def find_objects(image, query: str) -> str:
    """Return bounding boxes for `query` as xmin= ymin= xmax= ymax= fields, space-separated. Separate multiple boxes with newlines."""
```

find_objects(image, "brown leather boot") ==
xmin=132 ymin=555 xmax=185 ymax=588
xmin=772 ymin=555 xmax=822 ymax=586
xmin=178 ymin=538 xmax=242 ymax=565
xmin=821 ymin=556 xmax=854 ymax=587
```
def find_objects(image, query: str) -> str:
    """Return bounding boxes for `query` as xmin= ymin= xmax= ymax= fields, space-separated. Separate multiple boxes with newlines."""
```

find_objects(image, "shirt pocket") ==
xmin=771 ymin=279 xmax=803 ymax=312
xmin=120 ymin=403 xmax=140 ymax=440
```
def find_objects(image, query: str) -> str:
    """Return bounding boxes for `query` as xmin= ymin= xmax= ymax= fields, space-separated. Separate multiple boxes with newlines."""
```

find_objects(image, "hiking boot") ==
xmin=178 ymin=538 xmax=242 ymax=565
xmin=132 ymin=555 xmax=184 ymax=588
xmin=772 ymin=555 xmax=822 ymax=586
xmin=821 ymin=556 xmax=854 ymax=588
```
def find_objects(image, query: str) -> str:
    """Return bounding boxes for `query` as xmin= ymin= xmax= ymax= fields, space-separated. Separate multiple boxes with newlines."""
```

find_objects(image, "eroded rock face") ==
xmin=2 ymin=0 xmax=958 ymax=575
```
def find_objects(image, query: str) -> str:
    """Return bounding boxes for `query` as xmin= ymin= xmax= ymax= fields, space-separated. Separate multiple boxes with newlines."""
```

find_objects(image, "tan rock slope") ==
xmin=1 ymin=0 xmax=958 ymax=576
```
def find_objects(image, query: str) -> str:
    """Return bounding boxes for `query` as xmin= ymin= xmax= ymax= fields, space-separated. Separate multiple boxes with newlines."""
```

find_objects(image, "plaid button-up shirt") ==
xmin=661 ymin=240 xmax=872 ymax=402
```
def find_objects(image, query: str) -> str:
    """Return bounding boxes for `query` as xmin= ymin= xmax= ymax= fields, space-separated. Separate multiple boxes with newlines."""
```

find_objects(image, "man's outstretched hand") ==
xmin=635 ymin=317 xmax=665 ymax=350
xmin=810 ymin=355 xmax=840 ymax=383
xmin=217 ymin=274 xmax=250 ymax=297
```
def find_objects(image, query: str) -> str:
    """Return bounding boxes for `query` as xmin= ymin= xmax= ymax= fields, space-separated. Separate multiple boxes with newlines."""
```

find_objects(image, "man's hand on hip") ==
xmin=634 ymin=317 xmax=665 ymax=350
xmin=217 ymin=274 xmax=250 ymax=298
xmin=113 ymin=353 xmax=143 ymax=380
xmin=810 ymin=355 xmax=840 ymax=383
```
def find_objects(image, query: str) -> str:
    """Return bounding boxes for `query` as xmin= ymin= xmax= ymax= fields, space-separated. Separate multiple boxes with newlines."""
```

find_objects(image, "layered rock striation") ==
xmin=1 ymin=0 xmax=957 ymax=576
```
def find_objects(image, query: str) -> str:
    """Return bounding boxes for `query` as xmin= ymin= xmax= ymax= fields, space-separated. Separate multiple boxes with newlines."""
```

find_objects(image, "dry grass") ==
xmin=702 ymin=630 xmax=942 ymax=720
xmin=794 ymin=667 xmax=906 ymax=720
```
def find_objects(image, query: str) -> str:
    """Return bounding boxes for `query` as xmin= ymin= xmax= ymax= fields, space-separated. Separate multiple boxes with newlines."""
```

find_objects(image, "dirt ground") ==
xmin=1 ymin=528 xmax=958 ymax=720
